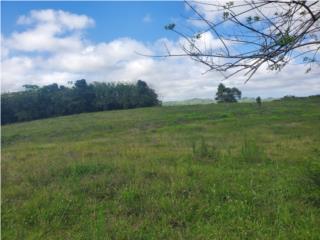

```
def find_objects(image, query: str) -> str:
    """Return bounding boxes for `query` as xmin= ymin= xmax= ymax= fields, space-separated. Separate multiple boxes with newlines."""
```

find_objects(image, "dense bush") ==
xmin=1 ymin=79 xmax=160 ymax=124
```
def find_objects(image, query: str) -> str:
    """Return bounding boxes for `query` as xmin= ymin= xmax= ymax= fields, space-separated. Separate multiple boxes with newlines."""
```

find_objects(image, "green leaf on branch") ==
xmin=277 ymin=33 xmax=295 ymax=47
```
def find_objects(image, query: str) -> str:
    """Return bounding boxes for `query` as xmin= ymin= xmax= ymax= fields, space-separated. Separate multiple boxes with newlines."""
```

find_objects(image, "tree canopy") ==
xmin=215 ymin=83 xmax=242 ymax=103
xmin=1 ymin=80 xmax=160 ymax=124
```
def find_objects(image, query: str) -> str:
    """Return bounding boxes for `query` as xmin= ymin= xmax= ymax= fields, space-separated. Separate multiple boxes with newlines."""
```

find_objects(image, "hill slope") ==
xmin=2 ymin=97 xmax=320 ymax=239
xmin=163 ymin=98 xmax=215 ymax=106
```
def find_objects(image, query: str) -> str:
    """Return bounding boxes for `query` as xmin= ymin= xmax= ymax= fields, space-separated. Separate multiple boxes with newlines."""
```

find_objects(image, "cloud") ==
xmin=6 ymin=9 xmax=94 ymax=53
xmin=1 ymin=35 xmax=9 ymax=59
xmin=1 ymin=9 xmax=319 ymax=101
xmin=46 ymin=38 xmax=152 ymax=73
xmin=17 ymin=9 xmax=94 ymax=30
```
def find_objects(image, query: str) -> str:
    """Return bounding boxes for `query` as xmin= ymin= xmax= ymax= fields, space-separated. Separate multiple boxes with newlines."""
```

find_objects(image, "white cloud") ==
xmin=1 ymin=56 xmax=35 ymax=90
xmin=1 ymin=35 xmax=9 ymax=59
xmin=8 ymin=29 xmax=85 ymax=52
xmin=6 ymin=9 xmax=94 ymax=53
xmin=1 ymin=9 xmax=319 ymax=100
xmin=45 ymin=38 xmax=153 ymax=74
xmin=17 ymin=9 xmax=94 ymax=30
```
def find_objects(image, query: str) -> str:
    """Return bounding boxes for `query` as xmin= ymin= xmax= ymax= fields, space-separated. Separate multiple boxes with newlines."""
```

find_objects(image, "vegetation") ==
xmin=163 ymin=98 xmax=215 ymax=106
xmin=215 ymin=83 xmax=241 ymax=103
xmin=256 ymin=96 xmax=262 ymax=106
xmin=1 ymin=79 xmax=160 ymax=125
xmin=2 ymin=96 xmax=320 ymax=239
xmin=163 ymin=97 xmax=274 ymax=106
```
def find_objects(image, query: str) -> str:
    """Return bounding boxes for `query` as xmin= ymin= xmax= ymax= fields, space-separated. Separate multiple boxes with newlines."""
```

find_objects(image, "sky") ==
xmin=1 ymin=1 xmax=320 ymax=101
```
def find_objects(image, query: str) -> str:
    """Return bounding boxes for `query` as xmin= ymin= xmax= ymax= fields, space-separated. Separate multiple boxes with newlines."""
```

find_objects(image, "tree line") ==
xmin=1 ymin=79 xmax=160 ymax=124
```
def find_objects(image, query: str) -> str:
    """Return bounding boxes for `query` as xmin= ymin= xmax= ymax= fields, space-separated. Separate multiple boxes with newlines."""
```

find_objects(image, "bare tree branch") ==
xmin=160 ymin=0 xmax=320 ymax=81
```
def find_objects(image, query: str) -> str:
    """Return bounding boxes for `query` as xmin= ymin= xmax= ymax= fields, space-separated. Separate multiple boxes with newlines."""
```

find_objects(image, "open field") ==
xmin=2 ymin=97 xmax=320 ymax=239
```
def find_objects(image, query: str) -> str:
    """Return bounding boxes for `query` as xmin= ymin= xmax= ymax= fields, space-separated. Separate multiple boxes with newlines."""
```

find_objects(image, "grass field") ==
xmin=2 ymin=97 xmax=320 ymax=239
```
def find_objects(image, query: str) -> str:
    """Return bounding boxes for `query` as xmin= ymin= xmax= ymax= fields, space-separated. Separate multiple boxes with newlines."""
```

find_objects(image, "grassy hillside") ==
xmin=162 ymin=97 xmax=276 ymax=106
xmin=2 ymin=97 xmax=320 ymax=239
xmin=163 ymin=98 xmax=215 ymax=106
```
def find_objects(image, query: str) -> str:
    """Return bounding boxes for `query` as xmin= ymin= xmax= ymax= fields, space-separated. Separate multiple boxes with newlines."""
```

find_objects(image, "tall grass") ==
xmin=240 ymin=138 xmax=267 ymax=163
xmin=191 ymin=137 xmax=220 ymax=161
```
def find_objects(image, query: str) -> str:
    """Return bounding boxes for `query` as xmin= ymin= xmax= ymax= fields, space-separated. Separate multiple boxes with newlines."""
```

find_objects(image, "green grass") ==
xmin=2 ymin=97 xmax=320 ymax=239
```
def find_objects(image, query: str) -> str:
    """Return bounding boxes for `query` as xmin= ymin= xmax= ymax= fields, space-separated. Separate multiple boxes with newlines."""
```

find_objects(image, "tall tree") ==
xmin=215 ymin=83 xmax=241 ymax=103
xmin=136 ymin=80 xmax=160 ymax=107
xmin=72 ymin=79 xmax=96 ymax=113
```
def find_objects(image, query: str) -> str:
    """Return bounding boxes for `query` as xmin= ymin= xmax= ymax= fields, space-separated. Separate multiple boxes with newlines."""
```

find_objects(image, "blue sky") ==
xmin=1 ymin=1 xmax=319 ymax=100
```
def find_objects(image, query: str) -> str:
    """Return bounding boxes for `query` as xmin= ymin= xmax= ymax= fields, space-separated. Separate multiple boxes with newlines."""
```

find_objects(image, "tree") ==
xmin=1 ymin=80 xmax=160 ymax=124
xmin=163 ymin=1 xmax=320 ymax=81
xmin=72 ymin=79 xmax=96 ymax=113
xmin=256 ymin=96 xmax=262 ymax=106
xmin=215 ymin=83 xmax=241 ymax=103
xmin=136 ymin=80 xmax=160 ymax=107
